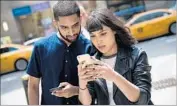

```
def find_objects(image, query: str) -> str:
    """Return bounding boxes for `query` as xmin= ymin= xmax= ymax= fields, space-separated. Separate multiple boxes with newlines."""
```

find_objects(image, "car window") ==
xmin=132 ymin=14 xmax=152 ymax=25
xmin=0 ymin=48 xmax=9 ymax=54
xmin=151 ymin=12 xmax=170 ymax=19
xmin=8 ymin=47 xmax=18 ymax=52
xmin=0 ymin=47 xmax=18 ymax=54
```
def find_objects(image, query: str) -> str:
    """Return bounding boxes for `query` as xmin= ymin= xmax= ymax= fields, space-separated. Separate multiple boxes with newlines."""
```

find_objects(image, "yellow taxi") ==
xmin=125 ymin=9 xmax=176 ymax=41
xmin=0 ymin=44 xmax=33 ymax=74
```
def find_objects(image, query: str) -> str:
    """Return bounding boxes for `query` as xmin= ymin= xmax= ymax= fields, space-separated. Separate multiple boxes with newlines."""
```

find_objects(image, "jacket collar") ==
xmin=115 ymin=47 xmax=130 ymax=75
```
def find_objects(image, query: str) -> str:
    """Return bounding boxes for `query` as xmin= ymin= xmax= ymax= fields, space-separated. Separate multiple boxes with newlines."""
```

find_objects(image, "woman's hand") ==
xmin=78 ymin=64 xmax=93 ymax=105
xmin=77 ymin=64 xmax=95 ymax=88
xmin=85 ymin=63 xmax=118 ymax=81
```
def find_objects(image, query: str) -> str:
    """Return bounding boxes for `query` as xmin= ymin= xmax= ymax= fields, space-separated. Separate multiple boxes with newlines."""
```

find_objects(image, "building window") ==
xmin=2 ymin=21 xmax=9 ymax=32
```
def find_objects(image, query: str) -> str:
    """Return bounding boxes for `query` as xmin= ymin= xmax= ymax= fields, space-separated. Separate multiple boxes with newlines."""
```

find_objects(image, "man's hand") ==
xmin=51 ymin=82 xmax=79 ymax=98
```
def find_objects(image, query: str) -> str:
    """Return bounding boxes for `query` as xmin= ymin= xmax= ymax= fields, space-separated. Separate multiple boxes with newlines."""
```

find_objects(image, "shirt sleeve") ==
xmin=26 ymin=44 xmax=41 ymax=78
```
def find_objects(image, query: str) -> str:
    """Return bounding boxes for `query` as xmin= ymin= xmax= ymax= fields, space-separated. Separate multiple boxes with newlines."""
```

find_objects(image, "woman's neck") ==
xmin=103 ymin=44 xmax=118 ymax=57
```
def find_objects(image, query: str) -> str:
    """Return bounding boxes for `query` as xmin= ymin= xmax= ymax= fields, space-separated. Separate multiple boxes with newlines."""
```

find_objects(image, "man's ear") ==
xmin=53 ymin=19 xmax=58 ymax=29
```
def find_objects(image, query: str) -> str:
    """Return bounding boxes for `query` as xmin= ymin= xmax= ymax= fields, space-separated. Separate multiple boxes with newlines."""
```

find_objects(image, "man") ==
xmin=27 ymin=1 xmax=93 ymax=105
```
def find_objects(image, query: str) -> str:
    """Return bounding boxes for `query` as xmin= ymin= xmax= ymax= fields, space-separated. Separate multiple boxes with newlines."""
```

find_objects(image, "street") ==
xmin=0 ymin=34 xmax=176 ymax=105
xmin=136 ymin=34 xmax=176 ymax=105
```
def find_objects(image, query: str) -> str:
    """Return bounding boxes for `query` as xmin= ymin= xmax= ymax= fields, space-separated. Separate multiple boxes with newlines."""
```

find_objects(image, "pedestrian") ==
xmin=78 ymin=8 xmax=153 ymax=105
xmin=27 ymin=1 xmax=94 ymax=105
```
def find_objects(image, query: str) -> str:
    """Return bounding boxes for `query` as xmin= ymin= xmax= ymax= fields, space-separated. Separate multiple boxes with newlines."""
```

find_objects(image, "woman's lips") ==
xmin=98 ymin=45 xmax=106 ymax=50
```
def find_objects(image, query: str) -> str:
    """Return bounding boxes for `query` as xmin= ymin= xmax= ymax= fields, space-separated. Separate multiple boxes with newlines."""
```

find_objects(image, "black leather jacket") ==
xmin=87 ymin=46 xmax=153 ymax=105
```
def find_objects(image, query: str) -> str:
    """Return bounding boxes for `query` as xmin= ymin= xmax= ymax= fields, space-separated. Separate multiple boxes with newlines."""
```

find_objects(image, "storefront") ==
xmin=12 ymin=1 xmax=54 ymax=41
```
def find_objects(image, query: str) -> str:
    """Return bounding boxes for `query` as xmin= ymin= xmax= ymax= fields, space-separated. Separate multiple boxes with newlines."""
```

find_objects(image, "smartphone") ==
xmin=77 ymin=54 xmax=103 ymax=68
xmin=49 ymin=86 xmax=65 ymax=92
xmin=77 ymin=54 xmax=91 ymax=64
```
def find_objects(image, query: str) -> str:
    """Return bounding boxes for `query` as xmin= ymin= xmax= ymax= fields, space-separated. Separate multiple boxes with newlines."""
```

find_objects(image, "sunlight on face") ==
xmin=90 ymin=25 xmax=117 ymax=56
xmin=55 ymin=14 xmax=81 ymax=43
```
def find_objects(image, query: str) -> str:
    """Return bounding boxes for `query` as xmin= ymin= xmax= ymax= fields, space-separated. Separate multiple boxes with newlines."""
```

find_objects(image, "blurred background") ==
xmin=0 ymin=0 xmax=176 ymax=105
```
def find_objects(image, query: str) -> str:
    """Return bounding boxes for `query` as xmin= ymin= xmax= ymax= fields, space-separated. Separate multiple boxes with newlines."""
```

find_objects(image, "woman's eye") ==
xmin=101 ymin=32 xmax=107 ymax=36
xmin=90 ymin=35 xmax=95 ymax=38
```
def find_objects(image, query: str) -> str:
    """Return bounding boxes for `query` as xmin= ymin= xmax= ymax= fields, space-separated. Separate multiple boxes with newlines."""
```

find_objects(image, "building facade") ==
xmin=1 ymin=1 xmax=176 ymax=44
xmin=1 ymin=1 xmax=54 ymax=44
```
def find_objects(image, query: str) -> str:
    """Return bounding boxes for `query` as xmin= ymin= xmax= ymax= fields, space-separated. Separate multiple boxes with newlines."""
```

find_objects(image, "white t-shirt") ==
xmin=101 ymin=54 xmax=117 ymax=105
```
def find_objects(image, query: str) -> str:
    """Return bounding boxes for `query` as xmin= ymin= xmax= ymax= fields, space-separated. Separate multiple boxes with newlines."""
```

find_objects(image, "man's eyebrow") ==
xmin=59 ymin=25 xmax=68 ymax=28
xmin=72 ymin=22 xmax=79 ymax=26
xmin=59 ymin=22 xmax=79 ymax=28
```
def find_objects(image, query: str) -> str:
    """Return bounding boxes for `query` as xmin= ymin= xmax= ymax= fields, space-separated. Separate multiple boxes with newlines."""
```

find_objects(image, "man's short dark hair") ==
xmin=53 ymin=1 xmax=80 ymax=21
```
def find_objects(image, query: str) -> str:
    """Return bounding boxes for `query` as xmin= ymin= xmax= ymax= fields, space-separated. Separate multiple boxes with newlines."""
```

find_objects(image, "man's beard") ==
xmin=58 ymin=28 xmax=81 ymax=43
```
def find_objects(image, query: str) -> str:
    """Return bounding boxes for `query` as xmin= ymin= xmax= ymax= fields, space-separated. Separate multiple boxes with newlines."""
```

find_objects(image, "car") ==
xmin=169 ymin=4 xmax=176 ymax=11
xmin=23 ymin=37 xmax=43 ymax=46
xmin=125 ymin=9 xmax=176 ymax=41
xmin=0 ymin=44 xmax=33 ymax=74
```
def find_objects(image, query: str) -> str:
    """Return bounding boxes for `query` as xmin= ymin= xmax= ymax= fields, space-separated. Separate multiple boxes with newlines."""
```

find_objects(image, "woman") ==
xmin=78 ymin=8 xmax=153 ymax=105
